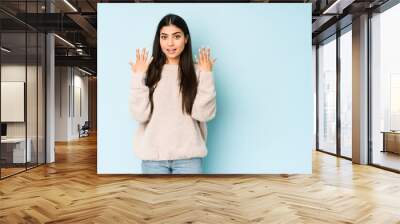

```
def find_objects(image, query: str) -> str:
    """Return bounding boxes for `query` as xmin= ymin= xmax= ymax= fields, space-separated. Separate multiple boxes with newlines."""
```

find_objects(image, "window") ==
xmin=339 ymin=28 xmax=352 ymax=158
xmin=371 ymin=3 xmax=400 ymax=171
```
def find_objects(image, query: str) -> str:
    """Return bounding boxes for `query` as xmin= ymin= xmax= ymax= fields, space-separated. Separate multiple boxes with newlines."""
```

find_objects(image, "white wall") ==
xmin=1 ymin=64 xmax=46 ymax=164
xmin=1 ymin=65 xmax=41 ymax=137
xmin=1 ymin=65 xmax=26 ymax=134
xmin=55 ymin=67 xmax=89 ymax=141
xmin=55 ymin=66 xmax=69 ymax=141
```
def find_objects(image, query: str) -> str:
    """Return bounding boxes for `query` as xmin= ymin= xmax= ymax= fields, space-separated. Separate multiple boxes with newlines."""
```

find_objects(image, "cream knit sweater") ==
xmin=130 ymin=64 xmax=216 ymax=161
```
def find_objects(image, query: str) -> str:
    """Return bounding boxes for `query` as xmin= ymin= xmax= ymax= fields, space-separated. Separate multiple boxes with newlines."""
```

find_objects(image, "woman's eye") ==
xmin=174 ymin=35 xmax=181 ymax=39
xmin=161 ymin=36 xmax=167 ymax=40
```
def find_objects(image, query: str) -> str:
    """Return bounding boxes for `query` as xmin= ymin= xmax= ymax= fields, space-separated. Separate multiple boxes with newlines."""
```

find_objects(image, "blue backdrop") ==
xmin=98 ymin=3 xmax=312 ymax=174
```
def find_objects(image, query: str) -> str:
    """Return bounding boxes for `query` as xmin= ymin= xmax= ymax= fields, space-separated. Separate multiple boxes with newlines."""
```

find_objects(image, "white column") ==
xmin=352 ymin=14 xmax=369 ymax=164
xmin=46 ymin=1 xmax=55 ymax=163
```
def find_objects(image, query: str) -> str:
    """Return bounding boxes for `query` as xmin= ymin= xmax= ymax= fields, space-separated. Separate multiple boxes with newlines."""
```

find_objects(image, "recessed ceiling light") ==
xmin=54 ymin=34 xmax=75 ymax=48
xmin=78 ymin=67 xmax=92 ymax=76
xmin=63 ymin=0 xmax=78 ymax=12
xmin=1 ymin=47 xmax=11 ymax=53
xmin=322 ymin=0 xmax=354 ymax=15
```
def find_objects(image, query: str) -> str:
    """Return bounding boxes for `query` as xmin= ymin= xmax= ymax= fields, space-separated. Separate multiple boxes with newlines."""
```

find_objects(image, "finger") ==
xmin=207 ymin=48 xmax=211 ymax=62
xmin=212 ymin=58 xmax=217 ymax=65
xmin=201 ymin=48 xmax=206 ymax=64
xmin=143 ymin=48 xmax=148 ymax=62
xmin=203 ymin=47 xmax=208 ymax=62
xmin=198 ymin=48 xmax=203 ymax=64
xmin=204 ymin=48 xmax=208 ymax=63
xmin=198 ymin=48 xmax=201 ymax=63
xmin=136 ymin=49 xmax=139 ymax=62
xmin=141 ymin=48 xmax=146 ymax=62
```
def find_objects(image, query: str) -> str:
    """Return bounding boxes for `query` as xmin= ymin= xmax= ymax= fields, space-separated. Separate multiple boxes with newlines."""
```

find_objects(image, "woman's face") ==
xmin=159 ymin=25 xmax=188 ymax=64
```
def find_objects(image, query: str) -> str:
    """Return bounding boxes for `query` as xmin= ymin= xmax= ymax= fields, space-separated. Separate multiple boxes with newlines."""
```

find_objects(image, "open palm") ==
xmin=195 ymin=47 xmax=216 ymax=72
xmin=129 ymin=48 xmax=153 ymax=74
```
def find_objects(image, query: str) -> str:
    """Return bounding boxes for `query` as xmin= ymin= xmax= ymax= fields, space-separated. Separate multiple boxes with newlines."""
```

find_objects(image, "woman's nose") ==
xmin=167 ymin=38 xmax=174 ymax=46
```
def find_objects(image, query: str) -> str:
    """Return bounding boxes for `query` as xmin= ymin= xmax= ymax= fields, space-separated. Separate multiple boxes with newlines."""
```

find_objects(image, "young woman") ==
xmin=129 ymin=14 xmax=217 ymax=174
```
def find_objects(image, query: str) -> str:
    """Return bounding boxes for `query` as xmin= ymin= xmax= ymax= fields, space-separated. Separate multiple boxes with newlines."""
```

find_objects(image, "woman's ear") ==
xmin=185 ymin=36 xmax=188 ymax=44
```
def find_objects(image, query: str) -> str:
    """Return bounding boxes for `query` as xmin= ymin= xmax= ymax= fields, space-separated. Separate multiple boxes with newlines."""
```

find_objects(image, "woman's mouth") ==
xmin=166 ymin=48 xmax=177 ymax=54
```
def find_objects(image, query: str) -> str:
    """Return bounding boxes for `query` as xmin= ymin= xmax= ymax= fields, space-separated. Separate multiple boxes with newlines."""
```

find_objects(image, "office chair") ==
xmin=79 ymin=121 xmax=90 ymax=138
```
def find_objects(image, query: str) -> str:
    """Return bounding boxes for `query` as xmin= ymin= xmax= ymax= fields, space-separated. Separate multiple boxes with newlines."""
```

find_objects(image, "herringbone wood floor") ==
xmin=1 ymin=134 xmax=400 ymax=224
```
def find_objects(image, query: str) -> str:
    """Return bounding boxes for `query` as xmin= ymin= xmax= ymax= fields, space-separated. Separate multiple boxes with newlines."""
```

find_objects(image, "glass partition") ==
xmin=1 ymin=31 xmax=28 ymax=177
xmin=317 ymin=36 xmax=337 ymax=155
xmin=0 ymin=1 xmax=46 ymax=179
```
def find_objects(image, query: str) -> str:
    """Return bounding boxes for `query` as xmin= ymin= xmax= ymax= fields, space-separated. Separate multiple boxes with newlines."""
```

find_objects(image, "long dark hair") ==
xmin=145 ymin=14 xmax=197 ymax=118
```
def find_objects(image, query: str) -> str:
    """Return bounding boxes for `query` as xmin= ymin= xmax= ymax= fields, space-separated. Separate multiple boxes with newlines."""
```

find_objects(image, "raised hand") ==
xmin=195 ymin=47 xmax=216 ymax=72
xmin=129 ymin=48 xmax=153 ymax=74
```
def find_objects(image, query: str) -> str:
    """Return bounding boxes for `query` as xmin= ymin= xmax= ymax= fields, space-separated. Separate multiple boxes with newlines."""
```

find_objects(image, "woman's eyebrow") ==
xmin=160 ymin=32 xmax=183 ymax=35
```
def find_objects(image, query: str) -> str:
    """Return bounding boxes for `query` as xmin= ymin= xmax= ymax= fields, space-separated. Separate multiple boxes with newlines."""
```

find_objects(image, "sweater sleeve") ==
xmin=191 ymin=70 xmax=217 ymax=122
xmin=130 ymin=72 xmax=151 ymax=123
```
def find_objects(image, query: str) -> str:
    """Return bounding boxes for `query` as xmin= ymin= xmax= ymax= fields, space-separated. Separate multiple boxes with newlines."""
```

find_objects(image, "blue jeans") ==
xmin=141 ymin=158 xmax=203 ymax=174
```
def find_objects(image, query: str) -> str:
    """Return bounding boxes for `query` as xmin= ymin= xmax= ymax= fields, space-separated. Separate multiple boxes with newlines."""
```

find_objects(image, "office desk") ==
xmin=1 ymin=138 xmax=31 ymax=163
xmin=381 ymin=131 xmax=400 ymax=154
